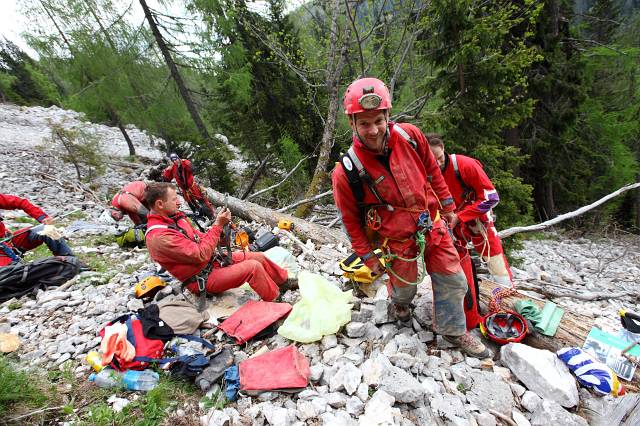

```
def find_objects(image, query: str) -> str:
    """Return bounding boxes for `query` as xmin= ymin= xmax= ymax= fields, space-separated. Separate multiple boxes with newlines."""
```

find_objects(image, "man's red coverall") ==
xmin=441 ymin=153 xmax=512 ymax=284
xmin=145 ymin=212 xmax=288 ymax=301
xmin=332 ymin=123 xmax=469 ymax=336
xmin=111 ymin=181 xmax=148 ymax=225
xmin=0 ymin=194 xmax=73 ymax=266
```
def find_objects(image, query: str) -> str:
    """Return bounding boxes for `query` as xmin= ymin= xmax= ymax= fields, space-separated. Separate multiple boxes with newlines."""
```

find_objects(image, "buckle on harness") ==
xmin=417 ymin=212 xmax=433 ymax=232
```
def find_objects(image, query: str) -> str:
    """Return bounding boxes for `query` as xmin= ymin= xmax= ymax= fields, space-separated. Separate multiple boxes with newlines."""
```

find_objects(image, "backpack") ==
xmin=99 ymin=313 xmax=215 ymax=372
xmin=0 ymin=256 xmax=80 ymax=302
xmin=115 ymin=226 xmax=146 ymax=248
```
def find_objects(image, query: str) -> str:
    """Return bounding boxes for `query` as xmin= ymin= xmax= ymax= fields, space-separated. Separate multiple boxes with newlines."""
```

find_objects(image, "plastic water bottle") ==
xmin=85 ymin=351 xmax=104 ymax=372
xmin=89 ymin=367 xmax=122 ymax=388
xmin=89 ymin=368 xmax=159 ymax=391
xmin=122 ymin=370 xmax=160 ymax=391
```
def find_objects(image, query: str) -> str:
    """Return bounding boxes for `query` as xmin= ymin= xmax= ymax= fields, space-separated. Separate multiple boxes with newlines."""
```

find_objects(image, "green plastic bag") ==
xmin=278 ymin=271 xmax=353 ymax=343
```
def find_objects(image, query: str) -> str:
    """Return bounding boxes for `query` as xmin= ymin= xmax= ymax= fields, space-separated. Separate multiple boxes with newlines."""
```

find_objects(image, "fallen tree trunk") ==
xmin=479 ymin=280 xmax=640 ymax=391
xmin=518 ymin=279 xmax=639 ymax=302
xmin=499 ymin=182 xmax=640 ymax=239
xmin=204 ymin=187 xmax=350 ymax=247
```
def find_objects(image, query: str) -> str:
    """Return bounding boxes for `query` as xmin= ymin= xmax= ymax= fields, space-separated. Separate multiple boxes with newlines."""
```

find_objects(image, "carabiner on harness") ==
xmin=417 ymin=212 xmax=433 ymax=232
xmin=366 ymin=208 xmax=382 ymax=230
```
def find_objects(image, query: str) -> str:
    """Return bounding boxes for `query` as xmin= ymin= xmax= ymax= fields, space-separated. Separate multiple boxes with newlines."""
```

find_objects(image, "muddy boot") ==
xmin=392 ymin=303 xmax=412 ymax=322
xmin=280 ymin=277 xmax=299 ymax=292
xmin=443 ymin=332 xmax=493 ymax=359
xmin=195 ymin=347 xmax=235 ymax=392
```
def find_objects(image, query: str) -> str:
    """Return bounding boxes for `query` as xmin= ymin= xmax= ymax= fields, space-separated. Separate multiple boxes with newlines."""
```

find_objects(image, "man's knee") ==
xmin=389 ymin=283 xmax=417 ymax=305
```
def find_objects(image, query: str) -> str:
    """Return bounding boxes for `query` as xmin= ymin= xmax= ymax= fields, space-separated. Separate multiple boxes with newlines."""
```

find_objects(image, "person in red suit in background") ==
xmin=427 ymin=134 xmax=513 ymax=286
xmin=110 ymin=180 xmax=149 ymax=225
xmin=161 ymin=153 xmax=213 ymax=219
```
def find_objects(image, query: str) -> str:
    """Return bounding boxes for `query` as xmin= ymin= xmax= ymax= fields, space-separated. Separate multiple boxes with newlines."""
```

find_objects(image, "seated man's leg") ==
xmin=236 ymin=252 xmax=288 ymax=284
xmin=25 ymin=228 xmax=74 ymax=256
xmin=198 ymin=252 xmax=283 ymax=301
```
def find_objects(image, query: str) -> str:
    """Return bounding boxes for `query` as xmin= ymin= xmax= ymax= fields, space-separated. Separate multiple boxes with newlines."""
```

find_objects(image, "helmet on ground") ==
xmin=343 ymin=78 xmax=392 ymax=115
xmin=110 ymin=208 xmax=124 ymax=222
xmin=479 ymin=311 xmax=528 ymax=345
xmin=169 ymin=153 xmax=180 ymax=161
xmin=134 ymin=276 xmax=167 ymax=299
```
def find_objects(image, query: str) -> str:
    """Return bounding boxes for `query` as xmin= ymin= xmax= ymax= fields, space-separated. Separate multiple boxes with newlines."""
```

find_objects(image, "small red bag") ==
xmin=218 ymin=300 xmax=292 ymax=344
xmin=239 ymin=345 xmax=310 ymax=391
xmin=99 ymin=315 xmax=164 ymax=371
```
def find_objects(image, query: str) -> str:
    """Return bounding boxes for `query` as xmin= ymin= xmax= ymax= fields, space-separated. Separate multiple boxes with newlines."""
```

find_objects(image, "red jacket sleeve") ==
xmin=162 ymin=165 xmax=174 ymax=182
xmin=0 ymin=194 xmax=49 ymax=222
xmin=332 ymin=166 xmax=373 ymax=260
xmin=404 ymin=126 xmax=456 ymax=213
xmin=456 ymin=157 xmax=500 ymax=223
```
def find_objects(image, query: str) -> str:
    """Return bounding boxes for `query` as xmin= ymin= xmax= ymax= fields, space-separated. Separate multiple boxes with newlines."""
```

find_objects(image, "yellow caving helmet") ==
xmin=134 ymin=276 xmax=167 ymax=299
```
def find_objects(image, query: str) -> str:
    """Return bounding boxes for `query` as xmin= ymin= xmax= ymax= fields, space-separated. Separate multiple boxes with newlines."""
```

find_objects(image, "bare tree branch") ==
xmin=247 ymin=156 xmax=314 ymax=201
xmin=277 ymin=190 xmax=333 ymax=212
xmin=499 ymin=182 xmax=640 ymax=238
xmin=344 ymin=0 xmax=364 ymax=77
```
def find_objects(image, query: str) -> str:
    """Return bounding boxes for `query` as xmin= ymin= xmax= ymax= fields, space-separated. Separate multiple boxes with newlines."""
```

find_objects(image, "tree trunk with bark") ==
xmin=479 ymin=280 xmax=640 ymax=391
xmin=295 ymin=0 xmax=349 ymax=218
xmin=138 ymin=0 xmax=211 ymax=144
xmin=241 ymin=154 xmax=272 ymax=200
xmin=204 ymin=187 xmax=350 ymax=247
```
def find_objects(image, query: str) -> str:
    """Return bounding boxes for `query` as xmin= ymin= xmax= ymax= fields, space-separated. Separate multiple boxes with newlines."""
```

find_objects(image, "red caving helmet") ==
xmin=343 ymin=78 xmax=392 ymax=115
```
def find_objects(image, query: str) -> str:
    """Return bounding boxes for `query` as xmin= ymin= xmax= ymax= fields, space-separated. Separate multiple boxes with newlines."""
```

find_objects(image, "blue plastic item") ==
xmin=224 ymin=365 xmax=240 ymax=401
xmin=557 ymin=347 xmax=624 ymax=396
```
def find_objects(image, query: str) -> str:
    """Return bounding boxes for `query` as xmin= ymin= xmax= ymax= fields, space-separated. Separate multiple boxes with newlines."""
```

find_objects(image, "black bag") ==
xmin=0 ymin=256 xmax=80 ymax=302
xmin=250 ymin=232 xmax=279 ymax=252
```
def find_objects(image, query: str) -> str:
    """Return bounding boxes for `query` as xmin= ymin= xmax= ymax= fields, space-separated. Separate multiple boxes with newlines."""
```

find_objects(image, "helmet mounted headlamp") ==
xmin=358 ymin=87 xmax=383 ymax=110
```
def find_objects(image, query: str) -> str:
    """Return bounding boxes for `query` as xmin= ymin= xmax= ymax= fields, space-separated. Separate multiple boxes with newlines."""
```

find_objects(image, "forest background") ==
xmin=1 ymin=0 xmax=639 ymax=240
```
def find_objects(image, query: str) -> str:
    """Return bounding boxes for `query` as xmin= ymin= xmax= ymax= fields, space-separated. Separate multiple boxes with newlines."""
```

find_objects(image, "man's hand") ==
xmin=442 ymin=211 xmax=455 ymax=223
xmin=214 ymin=207 xmax=231 ymax=227
xmin=42 ymin=217 xmax=55 ymax=225
xmin=449 ymin=213 xmax=460 ymax=229
xmin=364 ymin=255 xmax=385 ymax=276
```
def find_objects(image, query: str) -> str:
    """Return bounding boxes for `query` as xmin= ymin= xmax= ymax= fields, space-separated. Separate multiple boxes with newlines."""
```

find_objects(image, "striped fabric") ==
xmin=557 ymin=347 xmax=624 ymax=396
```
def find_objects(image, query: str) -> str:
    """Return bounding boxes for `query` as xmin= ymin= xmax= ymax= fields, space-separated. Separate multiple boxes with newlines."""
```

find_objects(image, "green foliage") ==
xmin=49 ymin=123 xmax=106 ymax=182
xmin=417 ymin=0 xmax=541 ymax=228
xmin=0 ymin=39 xmax=60 ymax=105
xmin=0 ymin=356 xmax=47 ymax=417
xmin=0 ymin=72 xmax=18 ymax=101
